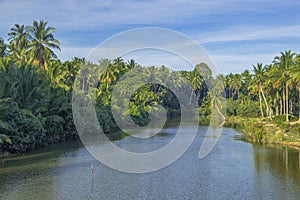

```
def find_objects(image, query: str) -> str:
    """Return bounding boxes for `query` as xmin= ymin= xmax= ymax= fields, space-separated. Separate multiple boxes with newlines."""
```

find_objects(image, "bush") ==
xmin=226 ymin=98 xmax=260 ymax=117
xmin=0 ymin=106 xmax=46 ymax=153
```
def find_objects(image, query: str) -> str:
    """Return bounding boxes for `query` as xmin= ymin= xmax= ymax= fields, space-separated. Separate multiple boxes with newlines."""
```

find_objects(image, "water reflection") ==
xmin=253 ymin=144 xmax=300 ymax=184
xmin=1 ymin=127 xmax=300 ymax=199
xmin=253 ymin=144 xmax=300 ymax=199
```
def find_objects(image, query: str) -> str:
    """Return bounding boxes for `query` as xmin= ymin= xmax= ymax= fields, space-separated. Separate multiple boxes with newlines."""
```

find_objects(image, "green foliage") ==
xmin=0 ymin=134 xmax=12 ymax=144
xmin=96 ymin=105 xmax=117 ymax=133
xmin=226 ymin=96 xmax=260 ymax=117
xmin=252 ymin=123 xmax=266 ymax=144
xmin=0 ymin=106 xmax=46 ymax=153
xmin=1 ymin=20 xmax=300 ymax=155
xmin=0 ymin=38 xmax=6 ymax=57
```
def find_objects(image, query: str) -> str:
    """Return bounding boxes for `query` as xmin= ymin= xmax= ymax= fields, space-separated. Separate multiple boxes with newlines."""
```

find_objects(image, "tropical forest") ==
xmin=0 ymin=21 xmax=300 ymax=155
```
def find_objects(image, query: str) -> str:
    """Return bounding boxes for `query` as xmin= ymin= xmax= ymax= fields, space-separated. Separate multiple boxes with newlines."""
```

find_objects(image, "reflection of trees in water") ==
xmin=253 ymin=144 xmax=300 ymax=186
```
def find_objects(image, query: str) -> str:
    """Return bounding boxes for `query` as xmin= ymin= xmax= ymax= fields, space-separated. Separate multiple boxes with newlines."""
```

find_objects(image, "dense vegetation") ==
xmin=224 ymin=55 xmax=300 ymax=122
xmin=0 ymin=20 xmax=300 ymax=154
xmin=0 ymin=21 xmax=81 ymax=153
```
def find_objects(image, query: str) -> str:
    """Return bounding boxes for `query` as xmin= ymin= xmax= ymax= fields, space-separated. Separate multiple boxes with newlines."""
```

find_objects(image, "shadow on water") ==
xmin=253 ymin=143 xmax=300 ymax=185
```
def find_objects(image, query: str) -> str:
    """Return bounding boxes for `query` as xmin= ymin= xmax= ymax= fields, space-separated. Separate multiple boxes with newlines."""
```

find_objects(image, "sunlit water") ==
xmin=1 ymin=126 xmax=300 ymax=200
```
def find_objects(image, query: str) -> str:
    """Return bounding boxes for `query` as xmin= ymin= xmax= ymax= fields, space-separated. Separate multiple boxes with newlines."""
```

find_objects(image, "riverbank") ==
xmin=225 ymin=116 xmax=300 ymax=148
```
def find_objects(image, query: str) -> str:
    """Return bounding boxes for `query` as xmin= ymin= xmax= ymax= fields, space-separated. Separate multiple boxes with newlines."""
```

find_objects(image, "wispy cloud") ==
xmin=1 ymin=0 xmax=300 ymax=74
xmin=198 ymin=25 xmax=300 ymax=44
xmin=210 ymin=53 xmax=278 ymax=74
xmin=1 ymin=0 xmax=298 ymax=32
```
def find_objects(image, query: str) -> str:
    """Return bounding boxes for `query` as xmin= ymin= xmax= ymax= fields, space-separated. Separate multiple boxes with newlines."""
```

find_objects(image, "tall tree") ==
xmin=27 ymin=20 xmax=60 ymax=70
xmin=99 ymin=58 xmax=119 ymax=89
xmin=188 ymin=67 xmax=203 ymax=104
xmin=7 ymin=24 xmax=31 ymax=64
xmin=290 ymin=54 xmax=300 ymax=121
xmin=8 ymin=24 xmax=28 ymax=49
xmin=252 ymin=63 xmax=269 ymax=117
xmin=273 ymin=50 xmax=296 ymax=122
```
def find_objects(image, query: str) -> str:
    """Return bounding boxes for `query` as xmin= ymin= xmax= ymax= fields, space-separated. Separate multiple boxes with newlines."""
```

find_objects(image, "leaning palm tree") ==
xmin=209 ymin=76 xmax=226 ymax=126
xmin=27 ymin=20 xmax=60 ymax=71
xmin=252 ymin=63 xmax=269 ymax=118
xmin=273 ymin=50 xmax=296 ymax=122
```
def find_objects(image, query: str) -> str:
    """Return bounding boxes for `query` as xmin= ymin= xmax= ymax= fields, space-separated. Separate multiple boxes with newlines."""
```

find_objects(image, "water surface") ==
xmin=1 ymin=126 xmax=300 ymax=200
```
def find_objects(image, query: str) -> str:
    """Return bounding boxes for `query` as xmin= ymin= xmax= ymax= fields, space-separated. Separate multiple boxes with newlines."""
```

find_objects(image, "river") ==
xmin=1 ymin=126 xmax=300 ymax=200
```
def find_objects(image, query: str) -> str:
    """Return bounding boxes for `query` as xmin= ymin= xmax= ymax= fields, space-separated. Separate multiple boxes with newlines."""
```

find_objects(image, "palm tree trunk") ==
xmin=275 ymin=97 xmax=279 ymax=116
xmin=189 ymin=90 xmax=194 ymax=105
xmin=290 ymin=99 xmax=293 ymax=116
xmin=156 ymin=85 xmax=162 ymax=100
xmin=259 ymin=92 xmax=264 ymax=117
xmin=280 ymin=96 xmax=282 ymax=115
xmin=286 ymin=82 xmax=289 ymax=122
xmin=283 ymin=91 xmax=286 ymax=115
xmin=298 ymin=86 xmax=300 ymax=122
xmin=215 ymin=102 xmax=225 ymax=120
xmin=260 ymin=87 xmax=269 ymax=117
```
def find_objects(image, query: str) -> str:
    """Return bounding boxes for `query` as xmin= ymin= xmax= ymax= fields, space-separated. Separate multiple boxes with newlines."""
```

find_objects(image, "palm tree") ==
xmin=290 ymin=54 xmax=300 ymax=121
xmin=127 ymin=59 xmax=137 ymax=70
xmin=47 ymin=60 xmax=70 ymax=91
xmin=188 ymin=67 xmax=203 ymax=104
xmin=7 ymin=24 xmax=31 ymax=64
xmin=230 ymin=74 xmax=242 ymax=100
xmin=27 ymin=20 xmax=60 ymax=71
xmin=99 ymin=59 xmax=119 ymax=89
xmin=252 ymin=63 xmax=269 ymax=117
xmin=62 ymin=57 xmax=84 ymax=87
xmin=209 ymin=76 xmax=226 ymax=125
xmin=241 ymin=69 xmax=251 ymax=96
xmin=273 ymin=50 xmax=296 ymax=122
xmin=8 ymin=24 xmax=29 ymax=49
xmin=113 ymin=57 xmax=126 ymax=74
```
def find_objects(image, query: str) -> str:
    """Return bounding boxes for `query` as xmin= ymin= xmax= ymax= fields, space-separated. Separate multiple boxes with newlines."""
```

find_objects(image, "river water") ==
xmin=1 ymin=126 xmax=300 ymax=200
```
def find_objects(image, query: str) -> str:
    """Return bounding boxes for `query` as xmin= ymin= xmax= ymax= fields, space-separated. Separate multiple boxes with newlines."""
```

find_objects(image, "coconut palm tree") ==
xmin=241 ymin=69 xmax=251 ymax=96
xmin=127 ymin=59 xmax=137 ymax=70
xmin=273 ymin=50 xmax=296 ymax=122
xmin=7 ymin=24 xmax=31 ymax=64
xmin=99 ymin=58 xmax=119 ymax=89
xmin=27 ymin=20 xmax=60 ymax=71
xmin=47 ymin=60 xmax=70 ymax=91
xmin=251 ymin=63 xmax=269 ymax=117
xmin=209 ymin=75 xmax=226 ymax=125
xmin=188 ymin=67 xmax=203 ymax=104
xmin=290 ymin=55 xmax=300 ymax=121
xmin=230 ymin=74 xmax=242 ymax=100
xmin=8 ymin=24 xmax=29 ymax=49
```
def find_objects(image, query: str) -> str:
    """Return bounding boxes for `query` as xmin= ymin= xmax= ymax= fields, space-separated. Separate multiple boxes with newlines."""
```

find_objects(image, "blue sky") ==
xmin=0 ymin=0 xmax=300 ymax=73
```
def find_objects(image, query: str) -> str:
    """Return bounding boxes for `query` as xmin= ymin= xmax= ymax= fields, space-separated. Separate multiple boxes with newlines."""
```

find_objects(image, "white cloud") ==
xmin=198 ymin=25 xmax=300 ymax=44
xmin=209 ymin=53 xmax=278 ymax=74
xmin=1 ymin=0 xmax=298 ymax=33
xmin=56 ymin=46 xmax=92 ymax=60
xmin=1 ymin=0 xmax=300 ymax=74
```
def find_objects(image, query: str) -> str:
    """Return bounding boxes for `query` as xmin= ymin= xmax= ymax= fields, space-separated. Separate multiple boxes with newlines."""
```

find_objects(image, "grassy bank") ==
xmin=225 ymin=116 xmax=300 ymax=147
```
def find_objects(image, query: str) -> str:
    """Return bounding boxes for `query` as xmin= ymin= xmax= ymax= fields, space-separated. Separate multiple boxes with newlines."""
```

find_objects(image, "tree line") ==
xmin=0 ymin=20 xmax=299 ymax=154
xmin=223 ymin=52 xmax=300 ymax=123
